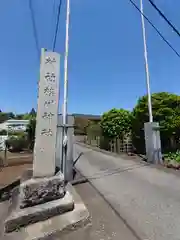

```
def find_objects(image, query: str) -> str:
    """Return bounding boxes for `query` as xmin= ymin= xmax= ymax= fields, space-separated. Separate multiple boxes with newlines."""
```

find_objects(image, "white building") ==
xmin=0 ymin=119 xmax=30 ymax=150
xmin=0 ymin=119 xmax=29 ymax=132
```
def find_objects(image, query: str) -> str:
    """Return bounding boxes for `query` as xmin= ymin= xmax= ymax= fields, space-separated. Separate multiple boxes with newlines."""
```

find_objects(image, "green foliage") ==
xmin=74 ymin=114 xmax=101 ymax=136
xmin=15 ymin=114 xmax=24 ymax=120
xmin=86 ymin=120 xmax=102 ymax=136
xmin=0 ymin=110 xmax=36 ymax=122
xmin=8 ymin=131 xmax=27 ymax=137
xmin=0 ymin=112 xmax=15 ymax=123
xmin=0 ymin=129 xmax=7 ymax=135
xmin=6 ymin=134 xmax=28 ymax=152
xmin=74 ymin=117 xmax=89 ymax=135
xmin=166 ymin=150 xmax=180 ymax=163
xmin=21 ymin=108 xmax=36 ymax=120
xmin=26 ymin=118 xmax=36 ymax=149
xmin=132 ymin=92 xmax=180 ymax=153
xmin=29 ymin=108 xmax=36 ymax=117
xmin=22 ymin=113 xmax=32 ymax=120
xmin=100 ymin=108 xmax=132 ymax=139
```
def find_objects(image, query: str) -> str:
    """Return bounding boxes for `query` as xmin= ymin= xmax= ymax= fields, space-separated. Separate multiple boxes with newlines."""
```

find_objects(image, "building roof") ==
xmin=72 ymin=113 xmax=101 ymax=120
xmin=5 ymin=119 xmax=29 ymax=124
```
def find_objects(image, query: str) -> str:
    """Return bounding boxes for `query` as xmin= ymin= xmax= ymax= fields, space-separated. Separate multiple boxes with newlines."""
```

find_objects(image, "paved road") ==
xmin=75 ymin=182 xmax=138 ymax=240
xmin=74 ymin=144 xmax=180 ymax=240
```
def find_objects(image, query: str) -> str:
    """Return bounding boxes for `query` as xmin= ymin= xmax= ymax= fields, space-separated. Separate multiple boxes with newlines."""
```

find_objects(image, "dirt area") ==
xmin=0 ymin=152 xmax=32 ymax=188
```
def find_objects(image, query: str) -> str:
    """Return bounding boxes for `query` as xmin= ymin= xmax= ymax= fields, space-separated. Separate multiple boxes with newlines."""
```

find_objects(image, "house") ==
xmin=0 ymin=119 xmax=30 ymax=150
xmin=0 ymin=119 xmax=29 ymax=132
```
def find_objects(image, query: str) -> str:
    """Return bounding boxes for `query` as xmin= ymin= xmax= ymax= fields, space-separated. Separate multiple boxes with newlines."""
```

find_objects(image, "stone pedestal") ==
xmin=20 ymin=174 xmax=65 ymax=208
xmin=4 ymin=171 xmax=75 ymax=233
xmin=3 ymin=184 xmax=90 ymax=240
xmin=5 ymin=190 xmax=74 ymax=233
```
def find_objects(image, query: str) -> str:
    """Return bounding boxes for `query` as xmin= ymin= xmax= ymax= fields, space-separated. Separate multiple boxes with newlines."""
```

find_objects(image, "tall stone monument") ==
xmin=5 ymin=50 xmax=75 ymax=232
xmin=33 ymin=50 xmax=60 ymax=177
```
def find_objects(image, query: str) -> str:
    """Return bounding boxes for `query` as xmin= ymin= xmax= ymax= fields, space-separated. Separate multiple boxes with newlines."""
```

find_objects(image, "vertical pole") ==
xmin=140 ymin=0 xmax=153 ymax=122
xmin=62 ymin=0 xmax=70 ymax=180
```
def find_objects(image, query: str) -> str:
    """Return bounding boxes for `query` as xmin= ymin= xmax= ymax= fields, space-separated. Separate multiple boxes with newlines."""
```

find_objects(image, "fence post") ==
xmin=110 ymin=140 xmax=112 ymax=152
xmin=116 ymin=139 xmax=119 ymax=154
xmin=114 ymin=138 xmax=117 ymax=153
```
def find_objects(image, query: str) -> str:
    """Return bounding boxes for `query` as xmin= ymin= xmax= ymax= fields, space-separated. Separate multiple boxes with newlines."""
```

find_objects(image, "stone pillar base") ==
xmin=3 ymin=184 xmax=90 ymax=240
xmin=20 ymin=173 xmax=65 ymax=208
xmin=5 ymin=191 xmax=74 ymax=233
xmin=4 ymin=173 xmax=75 ymax=233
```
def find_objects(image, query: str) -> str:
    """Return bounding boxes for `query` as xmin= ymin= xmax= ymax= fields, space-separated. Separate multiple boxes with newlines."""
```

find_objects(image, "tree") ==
xmin=29 ymin=108 xmax=36 ymax=117
xmin=0 ymin=129 xmax=7 ymax=135
xmin=23 ymin=113 xmax=32 ymax=120
xmin=6 ymin=133 xmax=28 ymax=152
xmin=15 ymin=114 xmax=24 ymax=120
xmin=7 ymin=112 xmax=15 ymax=119
xmin=74 ymin=117 xmax=89 ymax=135
xmin=100 ymin=108 xmax=132 ymax=139
xmin=26 ymin=118 xmax=36 ymax=150
xmin=86 ymin=120 xmax=102 ymax=136
xmin=0 ymin=112 xmax=15 ymax=123
xmin=132 ymin=92 xmax=180 ymax=153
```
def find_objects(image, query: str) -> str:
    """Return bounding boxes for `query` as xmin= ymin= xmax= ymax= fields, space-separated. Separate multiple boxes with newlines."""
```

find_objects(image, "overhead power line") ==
xmin=52 ymin=0 xmax=63 ymax=51
xmin=29 ymin=0 xmax=40 ymax=59
xmin=129 ymin=0 xmax=180 ymax=58
xmin=147 ymin=0 xmax=180 ymax=38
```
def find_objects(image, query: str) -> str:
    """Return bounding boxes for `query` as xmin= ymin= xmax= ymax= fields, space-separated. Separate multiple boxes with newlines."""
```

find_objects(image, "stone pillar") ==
xmin=18 ymin=50 xmax=67 ymax=208
xmin=4 ymin=50 xmax=76 ymax=233
xmin=144 ymin=122 xmax=162 ymax=164
xmin=33 ymin=50 xmax=60 ymax=177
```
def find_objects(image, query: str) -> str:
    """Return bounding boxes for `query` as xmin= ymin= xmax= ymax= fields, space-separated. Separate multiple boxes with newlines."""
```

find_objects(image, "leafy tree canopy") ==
xmin=0 ymin=112 xmax=15 ymax=123
xmin=100 ymin=108 xmax=132 ymax=138
xmin=132 ymin=92 xmax=180 ymax=152
xmin=29 ymin=108 xmax=36 ymax=117
xmin=26 ymin=118 xmax=36 ymax=150
xmin=86 ymin=120 xmax=102 ymax=136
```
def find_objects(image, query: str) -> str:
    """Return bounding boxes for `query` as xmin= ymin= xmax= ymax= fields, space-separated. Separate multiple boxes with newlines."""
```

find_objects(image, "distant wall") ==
xmin=74 ymin=135 xmax=86 ymax=143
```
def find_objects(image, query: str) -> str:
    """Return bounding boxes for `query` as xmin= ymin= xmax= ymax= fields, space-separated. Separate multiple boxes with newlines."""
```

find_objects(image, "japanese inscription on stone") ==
xmin=33 ymin=51 xmax=60 ymax=177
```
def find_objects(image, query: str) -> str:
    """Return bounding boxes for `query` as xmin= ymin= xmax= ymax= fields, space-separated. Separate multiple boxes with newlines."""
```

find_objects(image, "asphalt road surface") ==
xmin=74 ymin=144 xmax=180 ymax=240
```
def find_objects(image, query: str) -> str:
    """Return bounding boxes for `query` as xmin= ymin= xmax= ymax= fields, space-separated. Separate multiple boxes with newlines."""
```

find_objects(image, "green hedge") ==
xmin=5 ymin=135 xmax=28 ymax=152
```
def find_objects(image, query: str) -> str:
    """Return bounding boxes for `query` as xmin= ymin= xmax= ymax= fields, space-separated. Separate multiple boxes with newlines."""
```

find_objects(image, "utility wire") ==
xmin=29 ymin=0 xmax=40 ymax=59
xmin=51 ymin=0 xmax=57 ymax=45
xmin=129 ymin=0 xmax=180 ymax=58
xmin=147 ymin=0 xmax=180 ymax=38
xmin=52 ymin=0 xmax=63 ymax=51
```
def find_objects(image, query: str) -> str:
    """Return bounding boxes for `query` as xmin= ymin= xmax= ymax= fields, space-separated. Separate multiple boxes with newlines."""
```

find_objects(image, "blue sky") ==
xmin=0 ymin=0 xmax=180 ymax=115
